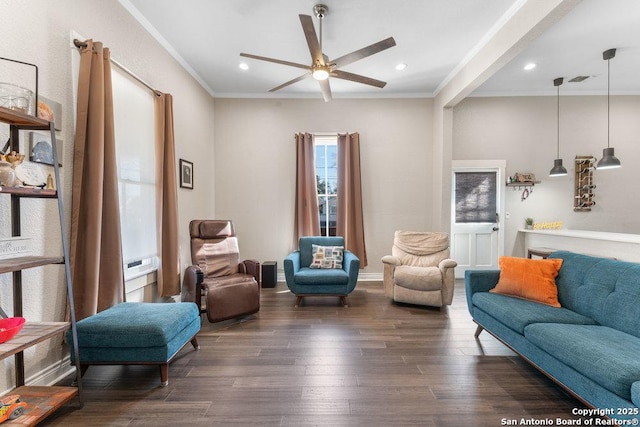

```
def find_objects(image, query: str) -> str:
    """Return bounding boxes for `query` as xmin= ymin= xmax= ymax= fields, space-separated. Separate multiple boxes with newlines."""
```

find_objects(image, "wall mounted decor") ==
xmin=574 ymin=155 xmax=596 ymax=211
xmin=179 ymin=159 xmax=193 ymax=189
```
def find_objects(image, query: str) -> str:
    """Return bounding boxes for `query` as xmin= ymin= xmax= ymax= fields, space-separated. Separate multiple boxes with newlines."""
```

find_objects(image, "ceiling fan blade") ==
xmin=269 ymin=72 xmax=312 ymax=92
xmin=331 ymin=37 xmax=396 ymax=68
xmin=319 ymin=79 xmax=332 ymax=102
xmin=299 ymin=14 xmax=323 ymax=64
xmin=331 ymin=70 xmax=387 ymax=88
xmin=240 ymin=53 xmax=310 ymax=71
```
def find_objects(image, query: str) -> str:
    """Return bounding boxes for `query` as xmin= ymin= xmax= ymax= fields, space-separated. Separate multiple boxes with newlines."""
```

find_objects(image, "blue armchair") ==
xmin=284 ymin=236 xmax=360 ymax=307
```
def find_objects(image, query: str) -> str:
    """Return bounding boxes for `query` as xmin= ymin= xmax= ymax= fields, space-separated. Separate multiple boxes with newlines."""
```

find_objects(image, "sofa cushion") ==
xmin=490 ymin=256 xmax=563 ymax=307
xmin=550 ymin=251 xmax=640 ymax=339
xmin=473 ymin=292 xmax=597 ymax=335
xmin=524 ymin=323 xmax=640 ymax=400
xmin=394 ymin=265 xmax=442 ymax=291
xmin=203 ymin=273 xmax=255 ymax=289
xmin=632 ymin=381 xmax=640 ymax=408
xmin=70 ymin=302 xmax=199 ymax=348
xmin=310 ymin=244 xmax=344 ymax=269
xmin=299 ymin=236 xmax=345 ymax=268
xmin=294 ymin=267 xmax=349 ymax=285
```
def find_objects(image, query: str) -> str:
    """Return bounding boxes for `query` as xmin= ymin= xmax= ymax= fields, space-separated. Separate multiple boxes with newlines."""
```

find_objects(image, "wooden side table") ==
xmin=527 ymin=247 xmax=556 ymax=259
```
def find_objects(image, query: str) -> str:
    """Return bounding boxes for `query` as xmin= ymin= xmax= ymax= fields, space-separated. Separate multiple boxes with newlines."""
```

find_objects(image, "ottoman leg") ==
xmin=160 ymin=364 xmax=169 ymax=387
xmin=71 ymin=365 xmax=90 ymax=386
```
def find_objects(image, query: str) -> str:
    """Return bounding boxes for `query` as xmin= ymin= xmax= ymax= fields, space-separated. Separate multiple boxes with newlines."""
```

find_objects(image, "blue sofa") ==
xmin=465 ymin=251 xmax=640 ymax=424
xmin=284 ymin=236 xmax=360 ymax=307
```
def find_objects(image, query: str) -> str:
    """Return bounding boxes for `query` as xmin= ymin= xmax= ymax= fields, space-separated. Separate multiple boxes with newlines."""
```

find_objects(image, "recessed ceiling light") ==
xmin=395 ymin=63 xmax=407 ymax=71
xmin=239 ymin=62 xmax=249 ymax=71
xmin=524 ymin=63 xmax=536 ymax=71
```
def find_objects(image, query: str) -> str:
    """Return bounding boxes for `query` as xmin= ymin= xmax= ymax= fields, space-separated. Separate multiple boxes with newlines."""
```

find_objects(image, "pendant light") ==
xmin=549 ymin=77 xmax=567 ymax=176
xmin=596 ymin=48 xmax=621 ymax=170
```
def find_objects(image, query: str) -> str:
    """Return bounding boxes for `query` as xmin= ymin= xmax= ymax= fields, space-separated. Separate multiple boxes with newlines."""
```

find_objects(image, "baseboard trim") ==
xmin=276 ymin=272 xmax=382 ymax=282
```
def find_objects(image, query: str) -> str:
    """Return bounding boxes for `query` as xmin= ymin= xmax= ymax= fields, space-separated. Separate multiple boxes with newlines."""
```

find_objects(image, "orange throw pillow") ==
xmin=490 ymin=256 xmax=563 ymax=307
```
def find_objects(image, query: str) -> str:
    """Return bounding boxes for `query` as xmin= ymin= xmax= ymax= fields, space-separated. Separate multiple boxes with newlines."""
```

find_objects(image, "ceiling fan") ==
xmin=240 ymin=4 xmax=396 ymax=102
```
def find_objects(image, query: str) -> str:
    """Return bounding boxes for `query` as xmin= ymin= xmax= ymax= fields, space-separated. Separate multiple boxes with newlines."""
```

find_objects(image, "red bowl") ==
xmin=0 ymin=317 xmax=26 ymax=343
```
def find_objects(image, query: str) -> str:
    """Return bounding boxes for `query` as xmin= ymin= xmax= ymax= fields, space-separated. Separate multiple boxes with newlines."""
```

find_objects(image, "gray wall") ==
xmin=453 ymin=95 xmax=640 ymax=256
xmin=213 ymin=98 xmax=434 ymax=278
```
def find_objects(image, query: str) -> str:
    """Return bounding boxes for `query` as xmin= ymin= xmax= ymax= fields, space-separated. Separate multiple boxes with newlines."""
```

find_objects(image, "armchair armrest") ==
xmin=464 ymin=269 xmax=500 ymax=314
xmin=343 ymin=250 xmax=360 ymax=293
xmin=438 ymin=258 xmax=457 ymax=272
xmin=240 ymin=259 xmax=261 ymax=284
xmin=283 ymin=251 xmax=301 ymax=286
xmin=381 ymin=255 xmax=400 ymax=266
xmin=182 ymin=265 xmax=204 ymax=313
xmin=381 ymin=255 xmax=400 ymax=298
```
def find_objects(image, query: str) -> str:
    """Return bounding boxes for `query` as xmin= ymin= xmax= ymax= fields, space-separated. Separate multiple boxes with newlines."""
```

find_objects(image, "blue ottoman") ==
xmin=66 ymin=302 xmax=200 ymax=386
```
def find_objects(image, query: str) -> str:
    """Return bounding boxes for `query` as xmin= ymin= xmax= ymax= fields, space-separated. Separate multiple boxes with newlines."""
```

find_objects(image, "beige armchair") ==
xmin=382 ymin=231 xmax=457 ymax=307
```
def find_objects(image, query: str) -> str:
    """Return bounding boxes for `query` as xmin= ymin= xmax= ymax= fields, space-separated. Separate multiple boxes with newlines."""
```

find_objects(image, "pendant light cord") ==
xmin=607 ymin=56 xmax=610 ymax=149
xmin=557 ymin=84 xmax=560 ymax=158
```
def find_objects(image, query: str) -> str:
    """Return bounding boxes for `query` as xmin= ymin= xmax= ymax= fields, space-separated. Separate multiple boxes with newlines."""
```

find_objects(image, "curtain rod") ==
xmin=73 ymin=39 xmax=159 ymax=95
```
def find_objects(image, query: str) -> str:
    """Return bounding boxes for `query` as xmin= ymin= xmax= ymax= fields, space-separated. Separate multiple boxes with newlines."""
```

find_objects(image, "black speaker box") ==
xmin=261 ymin=261 xmax=277 ymax=288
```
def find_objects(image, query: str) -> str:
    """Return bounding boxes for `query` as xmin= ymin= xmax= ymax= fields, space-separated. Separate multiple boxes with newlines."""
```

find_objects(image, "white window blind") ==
xmin=111 ymin=69 xmax=158 ymax=280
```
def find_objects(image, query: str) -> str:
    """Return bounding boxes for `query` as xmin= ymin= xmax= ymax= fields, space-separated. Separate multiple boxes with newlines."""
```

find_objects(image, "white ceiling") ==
xmin=123 ymin=0 xmax=640 ymax=99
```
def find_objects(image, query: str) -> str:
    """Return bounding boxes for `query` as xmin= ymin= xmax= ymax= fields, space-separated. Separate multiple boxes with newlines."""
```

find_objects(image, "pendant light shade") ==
xmin=597 ymin=147 xmax=621 ymax=169
xmin=550 ymin=158 xmax=567 ymax=176
xmin=549 ymin=77 xmax=567 ymax=176
xmin=596 ymin=48 xmax=621 ymax=170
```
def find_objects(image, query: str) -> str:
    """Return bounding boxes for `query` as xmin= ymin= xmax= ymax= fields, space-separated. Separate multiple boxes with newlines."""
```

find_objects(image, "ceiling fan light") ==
xmin=549 ymin=159 xmax=568 ymax=176
xmin=312 ymin=68 xmax=329 ymax=81
xmin=596 ymin=147 xmax=621 ymax=169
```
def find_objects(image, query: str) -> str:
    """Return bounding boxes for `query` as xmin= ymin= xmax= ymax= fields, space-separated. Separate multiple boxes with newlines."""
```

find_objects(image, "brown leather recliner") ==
xmin=182 ymin=220 xmax=260 ymax=322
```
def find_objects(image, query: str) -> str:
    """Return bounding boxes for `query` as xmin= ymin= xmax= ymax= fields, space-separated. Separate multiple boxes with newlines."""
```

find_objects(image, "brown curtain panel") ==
xmin=337 ymin=132 xmax=368 ymax=267
xmin=71 ymin=40 xmax=124 ymax=321
xmin=154 ymin=92 xmax=180 ymax=296
xmin=294 ymin=132 xmax=320 ymax=243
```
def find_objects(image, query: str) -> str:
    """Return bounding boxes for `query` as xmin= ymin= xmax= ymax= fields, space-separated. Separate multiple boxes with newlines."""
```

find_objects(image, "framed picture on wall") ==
xmin=179 ymin=159 xmax=193 ymax=189
xmin=29 ymin=131 xmax=63 ymax=166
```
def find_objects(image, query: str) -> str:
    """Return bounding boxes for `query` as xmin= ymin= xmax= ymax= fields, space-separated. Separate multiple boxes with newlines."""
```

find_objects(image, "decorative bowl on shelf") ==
xmin=0 ymin=317 xmax=26 ymax=343
xmin=0 ymin=83 xmax=34 ymax=116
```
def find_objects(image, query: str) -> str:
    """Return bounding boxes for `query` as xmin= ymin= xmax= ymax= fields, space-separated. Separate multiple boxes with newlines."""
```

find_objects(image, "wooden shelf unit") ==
xmin=0 ymin=106 xmax=82 ymax=424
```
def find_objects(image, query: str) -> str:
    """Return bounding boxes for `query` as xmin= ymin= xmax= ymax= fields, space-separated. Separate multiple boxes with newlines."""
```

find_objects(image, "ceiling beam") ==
xmin=435 ymin=0 xmax=582 ymax=109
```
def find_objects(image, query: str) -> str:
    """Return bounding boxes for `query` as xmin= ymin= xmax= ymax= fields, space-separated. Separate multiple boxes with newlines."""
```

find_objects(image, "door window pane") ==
xmin=454 ymin=172 xmax=496 ymax=223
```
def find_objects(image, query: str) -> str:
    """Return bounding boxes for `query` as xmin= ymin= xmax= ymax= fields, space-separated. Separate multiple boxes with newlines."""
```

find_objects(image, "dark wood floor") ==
xmin=44 ymin=281 xmax=586 ymax=426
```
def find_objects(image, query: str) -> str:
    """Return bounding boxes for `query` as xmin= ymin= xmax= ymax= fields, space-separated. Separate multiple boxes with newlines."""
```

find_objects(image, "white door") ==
xmin=451 ymin=161 xmax=505 ymax=278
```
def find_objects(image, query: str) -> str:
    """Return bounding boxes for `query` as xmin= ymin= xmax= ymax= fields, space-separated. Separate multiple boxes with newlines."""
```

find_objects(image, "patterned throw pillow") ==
xmin=310 ymin=245 xmax=344 ymax=269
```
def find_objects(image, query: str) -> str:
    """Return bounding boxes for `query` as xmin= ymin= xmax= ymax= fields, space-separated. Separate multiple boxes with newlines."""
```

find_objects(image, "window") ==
xmin=315 ymin=135 xmax=338 ymax=236
xmin=111 ymin=69 xmax=158 ymax=281
xmin=454 ymin=172 xmax=497 ymax=223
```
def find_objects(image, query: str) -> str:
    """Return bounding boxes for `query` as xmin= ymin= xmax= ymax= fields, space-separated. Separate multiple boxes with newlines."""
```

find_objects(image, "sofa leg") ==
xmin=191 ymin=337 xmax=200 ymax=350
xmin=160 ymin=364 xmax=169 ymax=387
xmin=340 ymin=296 xmax=349 ymax=307
xmin=474 ymin=325 xmax=484 ymax=338
xmin=295 ymin=296 xmax=303 ymax=307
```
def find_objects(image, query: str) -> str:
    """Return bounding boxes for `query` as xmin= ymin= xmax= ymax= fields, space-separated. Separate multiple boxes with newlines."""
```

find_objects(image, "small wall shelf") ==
xmin=506 ymin=181 xmax=541 ymax=190
xmin=506 ymin=180 xmax=541 ymax=202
